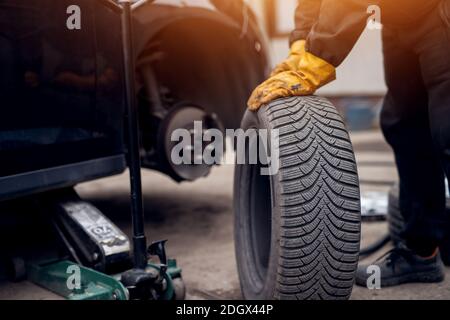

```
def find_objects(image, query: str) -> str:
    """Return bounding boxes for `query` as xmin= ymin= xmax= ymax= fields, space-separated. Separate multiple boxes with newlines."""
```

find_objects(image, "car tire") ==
xmin=388 ymin=185 xmax=450 ymax=243
xmin=234 ymin=96 xmax=361 ymax=300
xmin=387 ymin=185 xmax=405 ymax=244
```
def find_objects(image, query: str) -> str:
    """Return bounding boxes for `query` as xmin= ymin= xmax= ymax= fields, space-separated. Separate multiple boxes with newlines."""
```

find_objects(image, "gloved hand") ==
xmin=247 ymin=40 xmax=336 ymax=111
xmin=269 ymin=40 xmax=307 ymax=76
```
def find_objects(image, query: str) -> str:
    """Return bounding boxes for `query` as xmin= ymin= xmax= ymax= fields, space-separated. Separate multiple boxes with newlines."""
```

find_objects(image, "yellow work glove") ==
xmin=270 ymin=40 xmax=307 ymax=76
xmin=247 ymin=40 xmax=336 ymax=111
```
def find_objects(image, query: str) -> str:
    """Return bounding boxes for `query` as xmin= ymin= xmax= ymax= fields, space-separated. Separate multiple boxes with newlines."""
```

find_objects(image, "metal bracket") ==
xmin=27 ymin=260 xmax=129 ymax=300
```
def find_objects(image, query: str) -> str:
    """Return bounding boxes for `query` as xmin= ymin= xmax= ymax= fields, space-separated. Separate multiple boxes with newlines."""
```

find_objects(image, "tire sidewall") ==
xmin=235 ymin=107 xmax=281 ymax=300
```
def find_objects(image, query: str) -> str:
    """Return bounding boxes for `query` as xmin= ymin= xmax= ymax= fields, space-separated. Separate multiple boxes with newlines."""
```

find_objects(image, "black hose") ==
xmin=360 ymin=234 xmax=391 ymax=258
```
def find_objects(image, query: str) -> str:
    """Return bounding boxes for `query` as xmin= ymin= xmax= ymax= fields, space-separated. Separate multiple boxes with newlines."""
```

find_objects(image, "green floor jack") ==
xmin=5 ymin=0 xmax=185 ymax=300
xmin=22 ymin=190 xmax=185 ymax=300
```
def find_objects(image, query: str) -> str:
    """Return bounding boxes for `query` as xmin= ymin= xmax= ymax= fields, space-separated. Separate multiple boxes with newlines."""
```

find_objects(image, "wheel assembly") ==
xmin=387 ymin=185 xmax=405 ymax=245
xmin=234 ymin=96 xmax=361 ymax=300
xmin=387 ymin=183 xmax=450 ymax=265
xmin=156 ymin=105 xmax=223 ymax=182
xmin=388 ymin=183 xmax=450 ymax=244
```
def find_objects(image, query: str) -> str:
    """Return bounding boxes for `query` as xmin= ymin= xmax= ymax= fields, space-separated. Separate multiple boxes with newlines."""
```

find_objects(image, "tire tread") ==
xmin=265 ymin=96 xmax=361 ymax=300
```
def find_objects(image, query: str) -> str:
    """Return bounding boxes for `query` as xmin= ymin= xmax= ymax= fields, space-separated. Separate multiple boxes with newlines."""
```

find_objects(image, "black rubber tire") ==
xmin=388 ymin=184 xmax=450 ymax=245
xmin=387 ymin=185 xmax=405 ymax=244
xmin=234 ymin=96 xmax=361 ymax=300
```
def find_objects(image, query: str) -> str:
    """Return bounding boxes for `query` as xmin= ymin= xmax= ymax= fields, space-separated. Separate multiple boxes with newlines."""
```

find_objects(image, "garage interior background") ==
xmin=246 ymin=0 xmax=386 ymax=130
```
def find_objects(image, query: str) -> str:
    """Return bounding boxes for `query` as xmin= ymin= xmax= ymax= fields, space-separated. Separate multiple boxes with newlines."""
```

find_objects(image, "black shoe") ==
xmin=355 ymin=244 xmax=445 ymax=288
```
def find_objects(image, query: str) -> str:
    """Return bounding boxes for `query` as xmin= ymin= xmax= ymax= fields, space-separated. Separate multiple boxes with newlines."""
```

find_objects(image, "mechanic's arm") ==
xmin=290 ymin=0 xmax=322 ymax=44
xmin=248 ymin=0 xmax=373 ymax=111
xmin=271 ymin=0 xmax=322 ymax=76
xmin=301 ymin=0 xmax=374 ymax=67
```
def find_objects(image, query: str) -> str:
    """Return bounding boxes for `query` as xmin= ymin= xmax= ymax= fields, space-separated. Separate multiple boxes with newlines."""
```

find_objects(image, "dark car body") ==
xmin=0 ymin=0 xmax=269 ymax=201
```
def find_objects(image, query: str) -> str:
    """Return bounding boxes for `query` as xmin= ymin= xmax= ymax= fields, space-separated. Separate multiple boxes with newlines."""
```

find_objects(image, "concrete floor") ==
xmin=1 ymin=129 xmax=450 ymax=300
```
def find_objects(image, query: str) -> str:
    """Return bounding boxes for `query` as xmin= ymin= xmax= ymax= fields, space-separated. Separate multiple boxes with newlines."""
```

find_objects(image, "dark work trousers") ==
xmin=380 ymin=0 xmax=450 ymax=253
